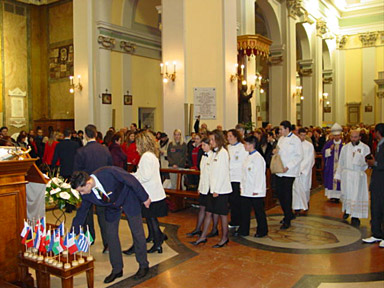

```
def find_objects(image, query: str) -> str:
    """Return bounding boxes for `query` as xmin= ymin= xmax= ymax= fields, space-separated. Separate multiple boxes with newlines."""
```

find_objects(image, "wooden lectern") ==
xmin=0 ymin=157 xmax=40 ymax=283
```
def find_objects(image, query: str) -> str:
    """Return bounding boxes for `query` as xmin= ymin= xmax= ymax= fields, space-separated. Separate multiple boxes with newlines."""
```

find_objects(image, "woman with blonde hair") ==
xmin=133 ymin=131 xmax=167 ymax=253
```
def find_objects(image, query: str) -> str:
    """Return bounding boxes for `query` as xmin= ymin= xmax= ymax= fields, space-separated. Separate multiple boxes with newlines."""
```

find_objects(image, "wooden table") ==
xmin=18 ymin=254 xmax=94 ymax=288
xmin=161 ymin=168 xmax=200 ymax=211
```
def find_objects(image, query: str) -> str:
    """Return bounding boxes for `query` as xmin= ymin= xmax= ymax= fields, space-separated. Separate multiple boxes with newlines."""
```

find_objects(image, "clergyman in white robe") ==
xmin=292 ymin=139 xmax=315 ymax=211
xmin=335 ymin=140 xmax=370 ymax=219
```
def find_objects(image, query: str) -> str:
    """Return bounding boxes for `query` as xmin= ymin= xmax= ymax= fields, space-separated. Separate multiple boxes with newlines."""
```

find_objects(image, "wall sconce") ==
xmin=292 ymin=86 xmax=303 ymax=99
xmin=160 ymin=61 xmax=176 ymax=83
xmin=320 ymin=92 xmax=328 ymax=103
xmin=251 ymin=73 xmax=263 ymax=91
xmin=69 ymin=75 xmax=82 ymax=94
xmin=230 ymin=64 xmax=244 ymax=82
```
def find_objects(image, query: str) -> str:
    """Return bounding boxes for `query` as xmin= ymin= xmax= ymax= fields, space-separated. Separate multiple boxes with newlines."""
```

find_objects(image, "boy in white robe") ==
xmin=293 ymin=128 xmax=315 ymax=215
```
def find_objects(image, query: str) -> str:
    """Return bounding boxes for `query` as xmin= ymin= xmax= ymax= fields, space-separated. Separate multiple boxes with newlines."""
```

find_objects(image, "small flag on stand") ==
xmin=64 ymin=231 xmax=79 ymax=255
xmin=45 ymin=229 xmax=51 ymax=252
xmin=58 ymin=222 xmax=65 ymax=237
xmin=52 ymin=229 xmax=64 ymax=255
xmin=77 ymin=230 xmax=89 ymax=252
xmin=20 ymin=220 xmax=30 ymax=238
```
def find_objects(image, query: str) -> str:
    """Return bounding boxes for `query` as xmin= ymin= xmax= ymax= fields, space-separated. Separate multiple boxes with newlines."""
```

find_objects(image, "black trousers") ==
xmin=371 ymin=187 xmax=384 ymax=239
xmin=84 ymin=205 xmax=108 ymax=247
xmin=239 ymin=196 xmax=268 ymax=236
xmin=275 ymin=176 xmax=295 ymax=225
xmin=229 ymin=182 xmax=241 ymax=226
xmin=108 ymin=214 xmax=149 ymax=273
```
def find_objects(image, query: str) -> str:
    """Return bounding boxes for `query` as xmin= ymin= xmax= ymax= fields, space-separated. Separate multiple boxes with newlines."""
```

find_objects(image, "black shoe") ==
xmin=102 ymin=244 xmax=109 ymax=254
xmin=207 ymin=230 xmax=219 ymax=238
xmin=133 ymin=267 xmax=149 ymax=280
xmin=343 ymin=212 xmax=350 ymax=220
xmin=104 ymin=271 xmax=123 ymax=283
xmin=254 ymin=233 xmax=267 ymax=238
xmin=280 ymin=223 xmax=291 ymax=230
xmin=146 ymin=236 xmax=153 ymax=243
xmin=190 ymin=238 xmax=207 ymax=246
xmin=122 ymin=245 xmax=135 ymax=255
xmin=147 ymin=245 xmax=163 ymax=254
xmin=212 ymin=239 xmax=229 ymax=248
xmin=351 ymin=217 xmax=360 ymax=227
xmin=186 ymin=230 xmax=202 ymax=237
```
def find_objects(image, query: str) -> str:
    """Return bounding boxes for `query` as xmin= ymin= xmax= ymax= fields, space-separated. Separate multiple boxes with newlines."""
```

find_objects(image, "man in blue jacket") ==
xmin=71 ymin=166 xmax=151 ymax=283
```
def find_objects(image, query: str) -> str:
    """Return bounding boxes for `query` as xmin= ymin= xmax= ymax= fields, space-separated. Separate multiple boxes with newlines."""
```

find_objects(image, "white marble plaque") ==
xmin=193 ymin=87 xmax=216 ymax=120
xmin=11 ymin=97 xmax=24 ymax=118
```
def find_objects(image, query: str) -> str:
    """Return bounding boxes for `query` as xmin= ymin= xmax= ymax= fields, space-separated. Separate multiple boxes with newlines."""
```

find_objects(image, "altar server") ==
xmin=292 ymin=128 xmax=315 ymax=214
xmin=335 ymin=130 xmax=370 ymax=227
xmin=274 ymin=121 xmax=303 ymax=229
xmin=237 ymin=135 xmax=268 ymax=237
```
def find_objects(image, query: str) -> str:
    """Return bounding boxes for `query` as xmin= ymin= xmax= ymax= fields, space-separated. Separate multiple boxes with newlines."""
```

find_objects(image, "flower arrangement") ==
xmin=45 ymin=177 xmax=81 ymax=209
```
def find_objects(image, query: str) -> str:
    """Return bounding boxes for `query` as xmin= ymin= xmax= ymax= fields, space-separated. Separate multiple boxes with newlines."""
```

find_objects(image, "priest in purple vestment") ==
xmin=322 ymin=123 xmax=344 ymax=202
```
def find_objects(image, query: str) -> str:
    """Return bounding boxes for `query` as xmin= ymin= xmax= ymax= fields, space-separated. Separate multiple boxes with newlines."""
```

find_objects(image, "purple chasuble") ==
xmin=322 ymin=140 xmax=343 ymax=191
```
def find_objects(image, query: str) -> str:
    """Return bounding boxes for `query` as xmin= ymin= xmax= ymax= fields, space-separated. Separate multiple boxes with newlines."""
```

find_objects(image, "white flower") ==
xmin=71 ymin=189 xmax=80 ymax=199
xmin=59 ymin=192 xmax=70 ymax=200
xmin=61 ymin=182 xmax=71 ymax=189
xmin=50 ymin=187 xmax=61 ymax=195
xmin=46 ymin=180 xmax=52 ymax=188
xmin=52 ymin=177 xmax=63 ymax=186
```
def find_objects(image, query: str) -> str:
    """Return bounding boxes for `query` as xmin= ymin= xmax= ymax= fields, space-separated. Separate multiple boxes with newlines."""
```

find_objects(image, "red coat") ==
xmin=121 ymin=142 xmax=140 ymax=165
xmin=43 ymin=141 xmax=59 ymax=165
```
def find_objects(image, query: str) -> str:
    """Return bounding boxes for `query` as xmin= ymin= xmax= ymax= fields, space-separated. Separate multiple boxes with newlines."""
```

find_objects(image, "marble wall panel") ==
xmin=3 ymin=10 xmax=28 ymax=133
xmin=49 ymin=81 xmax=74 ymax=119
xmin=49 ymin=1 xmax=73 ymax=44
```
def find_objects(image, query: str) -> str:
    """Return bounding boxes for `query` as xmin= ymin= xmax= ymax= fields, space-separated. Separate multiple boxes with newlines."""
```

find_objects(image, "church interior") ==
xmin=0 ymin=0 xmax=383 ymax=287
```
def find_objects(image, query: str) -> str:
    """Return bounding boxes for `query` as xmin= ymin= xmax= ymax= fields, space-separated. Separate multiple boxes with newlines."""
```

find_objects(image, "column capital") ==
xmin=323 ymin=69 xmax=333 ymax=84
xmin=316 ymin=18 xmax=328 ymax=37
xmin=297 ymin=59 xmax=313 ymax=76
xmin=359 ymin=32 xmax=378 ymax=47
xmin=287 ymin=0 xmax=303 ymax=20
xmin=336 ymin=35 xmax=348 ymax=49
xmin=269 ymin=45 xmax=285 ymax=65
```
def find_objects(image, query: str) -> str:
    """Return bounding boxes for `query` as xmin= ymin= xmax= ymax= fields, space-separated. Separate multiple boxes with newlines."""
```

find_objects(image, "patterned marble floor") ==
xmin=44 ymin=187 xmax=383 ymax=288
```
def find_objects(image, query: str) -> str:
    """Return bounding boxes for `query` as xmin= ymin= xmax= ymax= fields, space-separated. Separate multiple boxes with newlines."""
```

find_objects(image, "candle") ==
xmin=173 ymin=61 xmax=176 ymax=73
xmin=240 ymin=64 xmax=244 ymax=76
xmin=160 ymin=63 xmax=164 ymax=74
xmin=165 ymin=62 xmax=169 ymax=74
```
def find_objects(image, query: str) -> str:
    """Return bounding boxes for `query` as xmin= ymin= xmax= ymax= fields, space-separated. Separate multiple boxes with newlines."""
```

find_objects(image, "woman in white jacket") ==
xmin=191 ymin=130 xmax=232 ymax=248
xmin=133 ymin=131 xmax=167 ymax=254
xmin=237 ymin=135 xmax=268 ymax=237
xmin=227 ymin=128 xmax=248 ymax=228
xmin=186 ymin=138 xmax=218 ymax=237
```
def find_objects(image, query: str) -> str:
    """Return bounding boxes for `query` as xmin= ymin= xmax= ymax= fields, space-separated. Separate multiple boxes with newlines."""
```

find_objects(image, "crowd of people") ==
xmin=1 ymin=119 xmax=383 ymax=283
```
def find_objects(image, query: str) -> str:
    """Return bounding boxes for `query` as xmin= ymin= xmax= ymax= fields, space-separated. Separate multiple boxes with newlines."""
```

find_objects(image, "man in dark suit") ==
xmin=363 ymin=123 xmax=384 ymax=248
xmin=71 ymin=167 xmax=151 ymax=283
xmin=73 ymin=124 xmax=113 ymax=252
xmin=52 ymin=128 xmax=80 ymax=212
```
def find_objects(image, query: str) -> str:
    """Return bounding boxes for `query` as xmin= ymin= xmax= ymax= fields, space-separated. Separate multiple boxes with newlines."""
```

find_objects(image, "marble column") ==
xmin=162 ymin=0 xmax=237 ymax=135
xmin=323 ymin=70 xmax=333 ymax=124
xmin=298 ymin=59 xmax=314 ymax=127
xmin=240 ymin=0 xmax=257 ymax=126
xmin=73 ymin=0 xmax=95 ymax=130
xmin=362 ymin=47 xmax=376 ymax=124
xmin=334 ymin=49 xmax=346 ymax=125
xmin=269 ymin=45 xmax=285 ymax=126
xmin=73 ymin=0 xmax=114 ymax=132
xmin=313 ymin=34 xmax=323 ymax=126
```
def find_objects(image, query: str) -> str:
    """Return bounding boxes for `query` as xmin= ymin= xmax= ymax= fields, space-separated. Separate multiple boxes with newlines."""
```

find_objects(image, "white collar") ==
xmin=90 ymin=174 xmax=106 ymax=199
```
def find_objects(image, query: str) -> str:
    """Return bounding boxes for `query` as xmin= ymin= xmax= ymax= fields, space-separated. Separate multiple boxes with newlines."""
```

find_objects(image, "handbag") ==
xmin=270 ymin=146 xmax=284 ymax=174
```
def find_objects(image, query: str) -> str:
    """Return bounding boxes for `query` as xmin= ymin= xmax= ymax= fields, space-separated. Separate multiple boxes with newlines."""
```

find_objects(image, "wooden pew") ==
xmin=161 ymin=167 xmax=277 ymax=212
xmin=160 ymin=168 xmax=200 ymax=212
